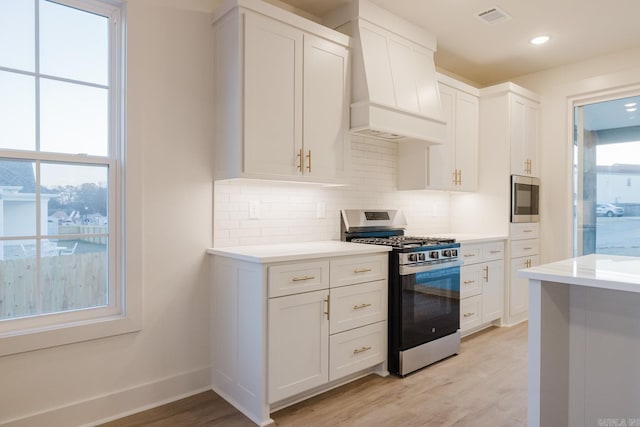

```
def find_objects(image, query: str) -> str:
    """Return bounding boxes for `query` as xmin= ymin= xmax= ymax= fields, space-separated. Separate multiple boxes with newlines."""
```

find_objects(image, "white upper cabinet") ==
xmin=303 ymin=34 xmax=350 ymax=180
xmin=213 ymin=1 xmax=350 ymax=183
xmin=510 ymin=93 xmax=539 ymax=177
xmin=398 ymin=76 xmax=478 ymax=191
xmin=244 ymin=13 xmax=303 ymax=178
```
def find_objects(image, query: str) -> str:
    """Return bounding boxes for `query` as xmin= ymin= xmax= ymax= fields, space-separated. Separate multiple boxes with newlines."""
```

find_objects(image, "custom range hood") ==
xmin=324 ymin=0 xmax=446 ymax=145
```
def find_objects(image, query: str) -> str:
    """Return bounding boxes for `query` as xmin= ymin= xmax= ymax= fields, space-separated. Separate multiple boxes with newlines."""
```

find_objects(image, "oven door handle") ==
xmin=399 ymin=260 xmax=463 ymax=275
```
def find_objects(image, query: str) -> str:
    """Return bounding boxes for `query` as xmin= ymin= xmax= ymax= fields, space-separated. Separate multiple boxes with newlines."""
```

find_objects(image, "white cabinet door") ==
xmin=268 ymin=290 xmax=329 ymax=403
xmin=510 ymin=94 xmax=538 ymax=176
xmin=303 ymin=34 xmax=349 ymax=181
xmin=268 ymin=260 xmax=329 ymax=298
xmin=523 ymin=102 xmax=539 ymax=176
xmin=329 ymin=321 xmax=386 ymax=381
xmin=244 ymin=12 xmax=302 ymax=178
xmin=330 ymin=280 xmax=386 ymax=334
xmin=454 ymin=90 xmax=478 ymax=191
xmin=509 ymin=255 xmax=538 ymax=318
xmin=425 ymin=83 xmax=478 ymax=191
xmin=461 ymin=295 xmax=482 ymax=331
xmin=482 ymin=259 xmax=504 ymax=323
xmin=427 ymin=83 xmax=455 ymax=189
xmin=461 ymin=263 xmax=483 ymax=299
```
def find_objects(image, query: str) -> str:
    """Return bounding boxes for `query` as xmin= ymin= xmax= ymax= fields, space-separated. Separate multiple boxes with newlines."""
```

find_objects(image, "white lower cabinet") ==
xmin=268 ymin=290 xmax=329 ymax=403
xmin=509 ymin=254 xmax=539 ymax=318
xmin=506 ymin=222 xmax=540 ymax=325
xmin=460 ymin=240 xmax=505 ymax=336
xmin=210 ymin=249 xmax=389 ymax=426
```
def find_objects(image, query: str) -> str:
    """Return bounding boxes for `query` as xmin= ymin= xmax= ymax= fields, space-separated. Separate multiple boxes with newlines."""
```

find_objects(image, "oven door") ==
xmin=511 ymin=175 xmax=540 ymax=222
xmin=398 ymin=262 xmax=461 ymax=350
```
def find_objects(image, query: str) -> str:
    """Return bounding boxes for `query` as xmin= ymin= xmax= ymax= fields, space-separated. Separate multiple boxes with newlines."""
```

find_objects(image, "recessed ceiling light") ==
xmin=624 ymin=102 xmax=637 ymax=108
xmin=529 ymin=35 xmax=550 ymax=45
xmin=627 ymin=107 xmax=637 ymax=112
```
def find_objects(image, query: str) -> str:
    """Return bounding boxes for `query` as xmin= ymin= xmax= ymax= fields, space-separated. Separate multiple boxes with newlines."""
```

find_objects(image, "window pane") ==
xmin=40 ymin=241 xmax=109 ymax=315
xmin=0 ymin=159 xmax=37 ymax=237
xmin=0 ymin=71 xmax=36 ymax=151
xmin=0 ymin=0 xmax=35 ymax=72
xmin=40 ymin=78 xmax=108 ymax=156
xmin=574 ymin=95 xmax=640 ymax=256
xmin=39 ymin=0 xmax=109 ymax=85
xmin=41 ymin=163 xmax=109 ymax=231
xmin=0 ymin=239 xmax=37 ymax=320
xmin=41 ymin=163 xmax=109 ymax=316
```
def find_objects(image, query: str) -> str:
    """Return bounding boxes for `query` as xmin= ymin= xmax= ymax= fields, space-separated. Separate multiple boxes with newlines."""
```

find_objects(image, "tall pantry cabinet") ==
xmin=213 ymin=0 xmax=351 ymax=184
xmin=451 ymin=82 xmax=540 ymax=326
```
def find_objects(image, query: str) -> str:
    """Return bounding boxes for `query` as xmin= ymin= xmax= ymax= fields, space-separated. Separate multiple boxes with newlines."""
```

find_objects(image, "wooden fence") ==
xmin=0 ymin=252 xmax=107 ymax=320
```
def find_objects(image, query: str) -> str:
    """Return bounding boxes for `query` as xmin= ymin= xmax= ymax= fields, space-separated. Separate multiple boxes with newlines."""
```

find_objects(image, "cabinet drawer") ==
xmin=510 ymin=239 xmax=539 ymax=258
xmin=330 ymin=280 xmax=387 ymax=334
xmin=460 ymin=244 xmax=482 ymax=265
xmin=329 ymin=321 xmax=386 ymax=381
xmin=330 ymin=254 xmax=387 ymax=288
xmin=268 ymin=260 xmax=330 ymax=298
xmin=461 ymin=295 xmax=482 ymax=331
xmin=510 ymin=222 xmax=539 ymax=240
xmin=482 ymin=241 xmax=505 ymax=261
xmin=461 ymin=264 xmax=482 ymax=298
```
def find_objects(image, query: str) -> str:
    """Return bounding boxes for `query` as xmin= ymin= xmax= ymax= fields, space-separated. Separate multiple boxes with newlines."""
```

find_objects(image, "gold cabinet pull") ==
xmin=483 ymin=266 xmax=489 ymax=282
xmin=463 ymin=254 xmax=475 ymax=258
xmin=458 ymin=169 xmax=462 ymax=185
xmin=490 ymin=250 xmax=501 ymax=254
xmin=463 ymin=312 xmax=475 ymax=318
xmin=292 ymin=275 xmax=315 ymax=282
xmin=354 ymin=268 xmax=372 ymax=274
xmin=353 ymin=303 xmax=372 ymax=310
xmin=523 ymin=229 xmax=533 ymax=233
xmin=324 ymin=295 xmax=330 ymax=320
xmin=297 ymin=148 xmax=303 ymax=172
xmin=306 ymin=149 xmax=311 ymax=172
xmin=523 ymin=247 xmax=533 ymax=251
xmin=353 ymin=346 xmax=371 ymax=355
xmin=463 ymin=280 xmax=475 ymax=285
xmin=452 ymin=169 xmax=457 ymax=185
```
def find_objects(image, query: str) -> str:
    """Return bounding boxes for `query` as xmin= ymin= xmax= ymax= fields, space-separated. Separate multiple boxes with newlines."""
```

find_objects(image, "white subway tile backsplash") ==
xmin=213 ymin=137 xmax=452 ymax=247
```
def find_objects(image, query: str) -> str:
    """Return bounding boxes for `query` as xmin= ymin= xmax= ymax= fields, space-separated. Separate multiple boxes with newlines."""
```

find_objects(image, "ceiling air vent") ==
xmin=476 ymin=6 xmax=511 ymax=25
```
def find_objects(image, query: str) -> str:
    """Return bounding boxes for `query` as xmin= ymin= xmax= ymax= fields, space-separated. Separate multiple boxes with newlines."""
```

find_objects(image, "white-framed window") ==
xmin=0 ymin=0 xmax=134 ymax=355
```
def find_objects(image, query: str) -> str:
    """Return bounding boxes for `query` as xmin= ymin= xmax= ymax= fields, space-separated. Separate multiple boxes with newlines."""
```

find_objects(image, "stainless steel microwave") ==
xmin=511 ymin=175 xmax=540 ymax=223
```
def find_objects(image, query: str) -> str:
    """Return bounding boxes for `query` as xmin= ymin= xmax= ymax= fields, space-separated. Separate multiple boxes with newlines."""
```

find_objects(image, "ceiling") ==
xmin=277 ymin=0 xmax=640 ymax=86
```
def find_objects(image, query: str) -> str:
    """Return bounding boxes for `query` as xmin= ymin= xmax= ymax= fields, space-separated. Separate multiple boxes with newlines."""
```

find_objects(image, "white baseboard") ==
xmin=3 ymin=367 xmax=212 ymax=427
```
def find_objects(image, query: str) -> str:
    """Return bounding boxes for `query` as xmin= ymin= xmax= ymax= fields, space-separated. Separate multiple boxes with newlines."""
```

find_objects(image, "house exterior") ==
xmin=0 ymin=161 xmax=55 ymax=259
xmin=597 ymin=163 xmax=640 ymax=204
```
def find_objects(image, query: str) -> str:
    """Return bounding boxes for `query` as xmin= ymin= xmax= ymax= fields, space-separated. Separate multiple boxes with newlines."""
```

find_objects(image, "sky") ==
xmin=0 ymin=0 xmax=110 ymax=188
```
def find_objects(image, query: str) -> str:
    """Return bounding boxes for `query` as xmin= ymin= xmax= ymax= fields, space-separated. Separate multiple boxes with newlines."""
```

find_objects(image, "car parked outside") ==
xmin=596 ymin=203 xmax=624 ymax=217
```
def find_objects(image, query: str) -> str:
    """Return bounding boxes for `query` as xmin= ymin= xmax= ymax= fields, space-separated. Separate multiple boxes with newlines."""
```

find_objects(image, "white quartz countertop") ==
xmin=519 ymin=254 xmax=640 ymax=293
xmin=206 ymin=240 xmax=392 ymax=263
xmin=430 ymin=233 xmax=508 ymax=244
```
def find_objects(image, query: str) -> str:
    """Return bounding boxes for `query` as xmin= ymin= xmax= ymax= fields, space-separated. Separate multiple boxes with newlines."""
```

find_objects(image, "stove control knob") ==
xmin=429 ymin=251 xmax=439 ymax=260
xmin=442 ymin=249 xmax=451 ymax=258
xmin=408 ymin=254 xmax=417 ymax=262
xmin=450 ymin=249 xmax=458 ymax=257
xmin=418 ymin=253 xmax=426 ymax=261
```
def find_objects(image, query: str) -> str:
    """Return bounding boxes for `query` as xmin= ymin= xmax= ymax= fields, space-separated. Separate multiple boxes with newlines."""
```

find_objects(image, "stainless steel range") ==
xmin=341 ymin=209 xmax=462 ymax=376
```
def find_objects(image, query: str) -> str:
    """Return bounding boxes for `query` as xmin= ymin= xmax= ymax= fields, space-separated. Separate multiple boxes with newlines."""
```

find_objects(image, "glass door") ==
xmin=574 ymin=94 xmax=640 ymax=256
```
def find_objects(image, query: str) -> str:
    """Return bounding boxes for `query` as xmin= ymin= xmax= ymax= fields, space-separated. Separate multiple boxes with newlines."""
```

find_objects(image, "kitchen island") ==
xmin=520 ymin=254 xmax=640 ymax=427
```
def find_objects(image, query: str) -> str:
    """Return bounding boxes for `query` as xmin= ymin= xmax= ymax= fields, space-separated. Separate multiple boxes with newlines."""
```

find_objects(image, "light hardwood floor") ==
xmin=101 ymin=323 xmax=527 ymax=426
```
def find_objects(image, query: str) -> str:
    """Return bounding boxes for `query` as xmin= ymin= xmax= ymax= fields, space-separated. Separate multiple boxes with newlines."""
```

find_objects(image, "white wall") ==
xmin=512 ymin=47 xmax=640 ymax=262
xmin=0 ymin=1 xmax=215 ymax=425
xmin=214 ymin=135 xmax=452 ymax=247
